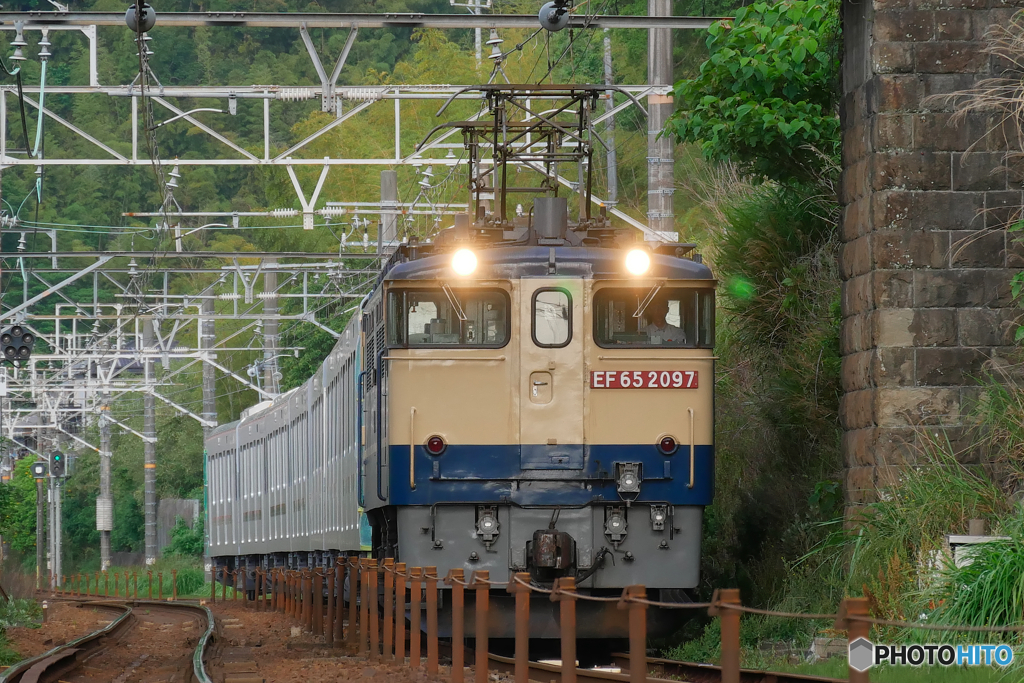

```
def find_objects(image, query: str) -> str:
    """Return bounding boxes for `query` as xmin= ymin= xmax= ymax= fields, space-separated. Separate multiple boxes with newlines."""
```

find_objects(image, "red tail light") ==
xmin=426 ymin=436 xmax=446 ymax=455
xmin=658 ymin=436 xmax=677 ymax=455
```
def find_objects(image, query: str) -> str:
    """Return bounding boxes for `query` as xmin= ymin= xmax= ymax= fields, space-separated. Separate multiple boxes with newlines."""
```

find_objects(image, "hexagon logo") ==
xmin=849 ymin=637 xmax=875 ymax=672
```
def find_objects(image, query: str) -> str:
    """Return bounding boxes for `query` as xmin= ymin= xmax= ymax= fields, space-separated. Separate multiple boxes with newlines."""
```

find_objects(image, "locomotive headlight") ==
xmin=625 ymin=248 xmax=651 ymax=275
xmin=452 ymin=248 xmax=477 ymax=276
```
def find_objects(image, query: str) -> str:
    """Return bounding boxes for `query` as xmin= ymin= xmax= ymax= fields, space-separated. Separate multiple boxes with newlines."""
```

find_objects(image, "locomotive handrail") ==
xmin=409 ymin=407 xmax=417 ymax=491
xmin=376 ymin=348 xmax=389 ymax=501
xmin=688 ymin=407 xmax=695 ymax=489
xmin=381 ymin=355 xmax=507 ymax=361
xmin=596 ymin=355 xmax=719 ymax=361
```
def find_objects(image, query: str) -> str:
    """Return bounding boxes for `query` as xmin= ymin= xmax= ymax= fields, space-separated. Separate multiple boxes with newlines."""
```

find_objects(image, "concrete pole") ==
xmin=603 ymin=29 xmax=617 ymax=205
xmin=263 ymin=263 xmax=279 ymax=396
xmin=35 ymin=477 xmax=44 ymax=588
xmin=647 ymin=0 xmax=674 ymax=236
xmin=143 ymin=319 xmax=157 ymax=565
xmin=99 ymin=393 xmax=111 ymax=571
xmin=201 ymin=297 xmax=217 ymax=436
xmin=53 ymin=478 xmax=61 ymax=586
xmin=380 ymin=170 xmax=398 ymax=246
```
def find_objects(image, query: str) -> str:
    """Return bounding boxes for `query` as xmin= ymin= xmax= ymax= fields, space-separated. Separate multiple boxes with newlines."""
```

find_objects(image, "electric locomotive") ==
xmin=206 ymin=85 xmax=715 ymax=642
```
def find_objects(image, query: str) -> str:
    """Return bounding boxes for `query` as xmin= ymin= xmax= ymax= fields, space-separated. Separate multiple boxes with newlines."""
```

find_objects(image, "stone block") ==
xmin=932 ymin=9 xmax=981 ymax=40
xmin=867 ymin=75 xmax=924 ymax=113
xmin=873 ymin=308 xmax=917 ymax=346
xmin=874 ymin=427 xmax=920 ymax=466
xmin=916 ymin=346 xmax=989 ymax=385
xmin=874 ymin=270 xmax=915 ymax=307
xmin=845 ymin=467 xmax=877 ymax=505
xmin=872 ymin=229 xmax=949 ymax=268
xmin=843 ymin=273 xmax=874 ymax=316
xmin=874 ymin=346 xmax=917 ymax=385
xmin=841 ymin=313 xmax=872 ymax=355
xmin=843 ymin=428 xmax=878 ymax=467
xmin=913 ymin=112 xmax=983 ymax=152
xmin=984 ymin=190 xmax=1024 ymax=230
xmin=873 ymin=151 xmax=952 ymax=191
xmin=913 ymin=269 xmax=1012 ymax=307
xmin=958 ymin=307 xmax=1016 ymax=345
xmin=842 ymin=197 xmax=870 ymax=241
xmin=843 ymin=122 xmax=869 ymax=166
xmin=875 ymin=10 xmax=936 ymax=41
xmin=916 ymin=42 xmax=989 ymax=73
xmin=872 ymin=190 xmax=914 ymax=230
xmin=952 ymin=152 xmax=1009 ymax=191
xmin=910 ymin=190 xmax=985 ymax=230
xmin=842 ymin=350 xmax=875 ymax=391
xmin=920 ymin=72 xmax=982 ymax=102
xmin=876 ymin=386 xmax=960 ymax=426
xmin=872 ymin=113 xmax=914 ymax=150
xmin=841 ymin=235 xmax=872 ymax=278
xmin=949 ymin=229 xmax=1006 ymax=267
xmin=841 ymin=389 xmax=876 ymax=430
xmin=910 ymin=308 xmax=959 ymax=345
xmin=840 ymin=159 xmax=871 ymax=206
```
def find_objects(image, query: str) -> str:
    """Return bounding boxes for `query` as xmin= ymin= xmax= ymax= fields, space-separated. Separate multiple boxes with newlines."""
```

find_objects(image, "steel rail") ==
xmin=608 ymin=653 xmax=846 ymax=683
xmin=0 ymin=12 xmax=722 ymax=29
xmin=2 ymin=251 xmax=388 ymax=259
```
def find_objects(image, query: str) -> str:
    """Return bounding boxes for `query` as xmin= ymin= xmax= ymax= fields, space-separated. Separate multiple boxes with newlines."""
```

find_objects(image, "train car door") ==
xmin=519 ymin=279 xmax=585 ymax=468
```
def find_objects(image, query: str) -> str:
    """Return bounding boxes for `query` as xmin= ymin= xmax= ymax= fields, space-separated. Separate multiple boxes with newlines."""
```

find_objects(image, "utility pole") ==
xmin=98 ymin=394 xmax=111 ymax=571
xmin=143 ymin=319 xmax=157 ymax=565
xmin=603 ymin=29 xmax=617 ymax=205
xmin=647 ymin=0 xmax=674 ymax=236
xmin=52 ymin=475 xmax=61 ymax=587
xmin=201 ymin=297 xmax=217 ymax=436
xmin=35 ymin=476 xmax=44 ymax=588
xmin=263 ymin=264 xmax=279 ymax=396
xmin=47 ymin=475 xmax=54 ymax=588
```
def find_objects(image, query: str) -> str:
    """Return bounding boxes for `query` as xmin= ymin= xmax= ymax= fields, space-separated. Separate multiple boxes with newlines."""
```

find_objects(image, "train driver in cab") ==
xmin=644 ymin=298 xmax=685 ymax=345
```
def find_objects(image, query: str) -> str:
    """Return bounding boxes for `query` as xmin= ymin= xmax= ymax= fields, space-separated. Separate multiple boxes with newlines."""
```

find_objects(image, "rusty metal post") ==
xmin=211 ymin=567 xmax=217 ymax=602
xmin=172 ymin=569 xmax=178 ymax=601
xmin=289 ymin=572 xmax=296 ymax=618
xmin=841 ymin=597 xmax=872 ymax=683
xmin=103 ymin=571 xmax=109 ymax=597
xmin=382 ymin=559 xmax=395 ymax=660
xmin=234 ymin=569 xmax=240 ymax=602
xmin=94 ymin=571 xmax=99 ymax=596
xmin=326 ymin=566 xmax=336 ymax=644
xmin=111 ymin=573 xmax=116 ymax=597
xmin=254 ymin=570 xmax=261 ymax=611
xmin=158 ymin=572 xmax=164 ymax=600
xmin=359 ymin=559 xmax=370 ymax=653
xmin=124 ymin=572 xmax=129 ymax=599
xmin=472 ymin=570 xmax=490 ymax=683
xmin=447 ymin=570 xmax=466 ymax=683
xmin=306 ymin=570 xmax=316 ymax=631
xmin=425 ymin=566 xmax=439 ymax=674
xmin=618 ymin=586 xmax=648 ymax=683
xmin=314 ymin=570 xmax=324 ymax=636
xmin=508 ymin=573 xmax=531 ymax=683
xmin=132 ymin=572 xmax=137 ymax=599
xmin=347 ymin=558 xmax=360 ymax=648
xmin=395 ymin=563 xmax=407 ymax=661
xmin=334 ymin=559 xmax=346 ymax=646
xmin=409 ymin=567 xmax=423 ymax=667
xmin=551 ymin=577 xmax=577 ymax=683
xmin=711 ymin=589 xmax=741 ymax=683
xmin=369 ymin=560 xmax=380 ymax=659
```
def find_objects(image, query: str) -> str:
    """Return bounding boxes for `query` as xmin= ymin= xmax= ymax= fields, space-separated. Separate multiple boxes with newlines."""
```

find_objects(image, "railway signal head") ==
xmin=50 ymin=451 xmax=66 ymax=478
xmin=1 ymin=325 xmax=35 ymax=362
xmin=30 ymin=461 xmax=47 ymax=479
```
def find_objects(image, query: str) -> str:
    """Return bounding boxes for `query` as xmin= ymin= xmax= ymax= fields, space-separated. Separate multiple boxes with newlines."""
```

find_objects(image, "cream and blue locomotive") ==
xmin=206 ymin=85 xmax=716 ymax=641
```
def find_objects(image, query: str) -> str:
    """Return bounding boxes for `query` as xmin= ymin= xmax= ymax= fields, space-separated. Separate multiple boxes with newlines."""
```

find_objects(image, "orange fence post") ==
xmin=326 ymin=566 xmax=336 ymax=644
xmin=94 ymin=571 xmax=99 ymax=596
xmin=314 ymin=570 xmax=325 ymax=636
xmin=839 ymin=597 xmax=872 ymax=683
xmin=446 ymin=570 xmax=466 ymax=683
xmin=172 ymin=570 xmax=178 ymax=601
xmin=158 ymin=572 xmax=164 ymax=600
xmin=369 ymin=560 xmax=380 ymax=659
xmin=359 ymin=560 xmax=370 ymax=653
xmin=211 ymin=566 xmax=217 ymax=602
xmin=382 ymin=559 xmax=395 ymax=660
xmin=552 ymin=578 xmax=577 ymax=683
xmin=287 ymin=572 xmax=294 ymax=617
xmin=124 ymin=572 xmax=129 ymax=599
xmin=711 ymin=589 xmax=741 ymax=683
xmin=394 ymin=563 xmax=407 ymax=661
xmin=347 ymin=559 xmax=360 ymax=648
xmin=471 ymin=570 xmax=490 ymax=683
xmin=425 ymin=566 xmax=439 ymax=675
xmin=103 ymin=571 xmax=109 ymax=597
xmin=619 ymin=586 xmax=648 ymax=683
xmin=306 ymin=570 xmax=315 ymax=631
xmin=508 ymin=573 xmax=531 ymax=683
xmin=334 ymin=559 xmax=345 ymax=646
xmin=410 ymin=567 xmax=423 ymax=668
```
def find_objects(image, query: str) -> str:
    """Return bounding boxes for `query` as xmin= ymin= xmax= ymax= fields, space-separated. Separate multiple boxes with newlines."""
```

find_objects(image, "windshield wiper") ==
xmin=633 ymin=283 xmax=663 ymax=318
xmin=441 ymin=282 xmax=468 ymax=321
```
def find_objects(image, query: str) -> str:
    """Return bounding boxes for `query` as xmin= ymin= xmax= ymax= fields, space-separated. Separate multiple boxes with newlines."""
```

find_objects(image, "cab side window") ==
xmin=533 ymin=288 xmax=571 ymax=348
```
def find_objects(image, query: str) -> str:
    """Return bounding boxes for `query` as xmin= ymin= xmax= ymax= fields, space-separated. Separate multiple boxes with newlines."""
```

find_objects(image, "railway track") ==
xmin=0 ymin=600 xmax=217 ymax=683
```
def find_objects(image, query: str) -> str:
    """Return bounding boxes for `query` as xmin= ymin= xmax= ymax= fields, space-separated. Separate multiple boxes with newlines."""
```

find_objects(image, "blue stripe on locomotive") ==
xmin=383 ymin=444 xmax=714 ymax=506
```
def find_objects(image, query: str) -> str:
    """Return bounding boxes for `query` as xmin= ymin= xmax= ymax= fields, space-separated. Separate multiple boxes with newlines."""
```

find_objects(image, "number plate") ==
xmin=590 ymin=370 xmax=698 ymax=389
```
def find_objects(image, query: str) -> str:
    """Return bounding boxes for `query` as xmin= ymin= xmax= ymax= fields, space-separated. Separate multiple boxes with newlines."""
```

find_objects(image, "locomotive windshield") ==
xmin=388 ymin=288 xmax=510 ymax=347
xmin=594 ymin=287 xmax=714 ymax=348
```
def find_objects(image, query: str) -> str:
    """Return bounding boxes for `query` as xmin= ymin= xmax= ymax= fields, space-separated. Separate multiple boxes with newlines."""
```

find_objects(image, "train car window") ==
xmin=532 ymin=288 xmax=572 ymax=348
xmin=387 ymin=289 xmax=510 ymax=347
xmin=594 ymin=288 xmax=715 ymax=348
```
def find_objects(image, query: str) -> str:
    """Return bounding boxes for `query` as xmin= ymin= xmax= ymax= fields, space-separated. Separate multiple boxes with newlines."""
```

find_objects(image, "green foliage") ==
xmin=669 ymin=0 xmax=840 ymax=183
xmin=0 ymin=459 xmax=41 ymax=558
xmin=0 ymin=599 xmax=42 ymax=628
xmin=163 ymin=516 xmax=205 ymax=558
